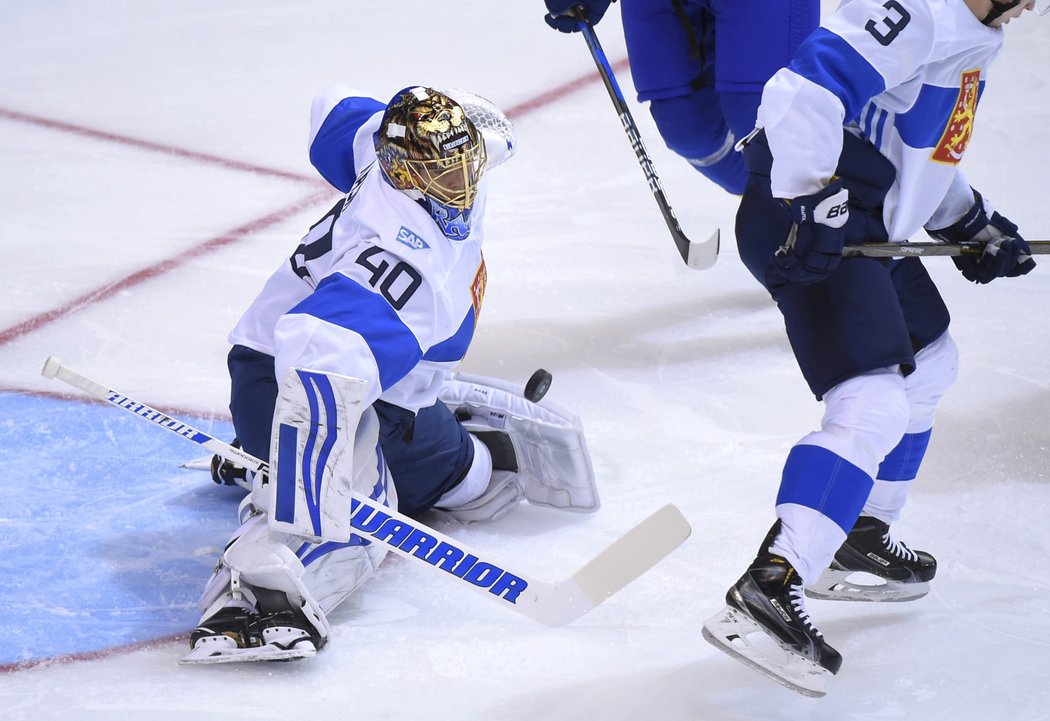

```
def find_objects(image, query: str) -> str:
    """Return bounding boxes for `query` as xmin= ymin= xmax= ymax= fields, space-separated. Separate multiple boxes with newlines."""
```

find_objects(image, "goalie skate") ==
xmin=702 ymin=552 xmax=841 ymax=698
xmin=181 ymin=607 xmax=321 ymax=665
xmin=806 ymin=515 xmax=936 ymax=603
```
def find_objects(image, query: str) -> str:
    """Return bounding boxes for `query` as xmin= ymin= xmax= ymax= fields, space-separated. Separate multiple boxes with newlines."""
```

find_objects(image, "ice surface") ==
xmin=1 ymin=2 xmax=1048 ymax=720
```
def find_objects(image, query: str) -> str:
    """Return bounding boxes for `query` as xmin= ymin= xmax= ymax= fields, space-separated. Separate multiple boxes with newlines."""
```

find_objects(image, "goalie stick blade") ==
xmin=569 ymin=503 xmax=691 ymax=608
xmin=701 ymin=606 xmax=833 ymax=698
xmin=511 ymin=503 xmax=691 ymax=627
xmin=685 ymin=228 xmax=720 ymax=270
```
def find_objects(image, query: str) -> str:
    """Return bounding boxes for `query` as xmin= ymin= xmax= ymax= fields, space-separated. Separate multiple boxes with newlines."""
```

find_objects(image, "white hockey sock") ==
xmin=435 ymin=435 xmax=492 ymax=509
xmin=861 ymin=478 xmax=914 ymax=525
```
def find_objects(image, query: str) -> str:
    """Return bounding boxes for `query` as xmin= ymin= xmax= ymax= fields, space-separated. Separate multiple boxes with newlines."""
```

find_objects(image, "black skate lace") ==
xmin=882 ymin=532 xmax=919 ymax=562
xmin=789 ymin=584 xmax=823 ymax=638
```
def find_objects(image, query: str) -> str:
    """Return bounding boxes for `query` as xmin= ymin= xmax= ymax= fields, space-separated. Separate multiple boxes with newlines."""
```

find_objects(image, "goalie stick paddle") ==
xmin=40 ymin=356 xmax=692 ymax=627
xmin=843 ymin=240 xmax=1050 ymax=258
xmin=571 ymin=7 xmax=719 ymax=270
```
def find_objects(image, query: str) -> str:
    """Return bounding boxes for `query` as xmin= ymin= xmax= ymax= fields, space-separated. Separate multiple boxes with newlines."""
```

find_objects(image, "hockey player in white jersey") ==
xmin=700 ymin=0 xmax=1042 ymax=697
xmin=182 ymin=86 xmax=599 ymax=664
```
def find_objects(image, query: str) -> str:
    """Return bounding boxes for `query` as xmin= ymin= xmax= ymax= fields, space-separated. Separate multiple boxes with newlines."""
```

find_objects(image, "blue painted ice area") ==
xmin=0 ymin=392 xmax=243 ymax=665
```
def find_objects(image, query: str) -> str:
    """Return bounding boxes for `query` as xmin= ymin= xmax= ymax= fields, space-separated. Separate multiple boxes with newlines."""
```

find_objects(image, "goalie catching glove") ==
xmin=433 ymin=372 xmax=599 ymax=523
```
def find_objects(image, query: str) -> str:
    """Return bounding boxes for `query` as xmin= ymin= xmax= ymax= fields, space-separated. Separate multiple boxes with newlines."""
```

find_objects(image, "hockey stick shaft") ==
xmin=40 ymin=356 xmax=690 ymax=626
xmin=844 ymin=240 xmax=1050 ymax=258
xmin=572 ymin=7 xmax=719 ymax=270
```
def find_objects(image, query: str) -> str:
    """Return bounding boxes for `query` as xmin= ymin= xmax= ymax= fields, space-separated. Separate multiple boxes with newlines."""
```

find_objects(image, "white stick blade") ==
xmin=686 ymin=229 xmax=720 ymax=270
xmin=570 ymin=503 xmax=692 ymax=606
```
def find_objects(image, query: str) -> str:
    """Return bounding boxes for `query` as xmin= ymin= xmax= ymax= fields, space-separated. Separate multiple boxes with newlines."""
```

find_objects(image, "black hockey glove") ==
xmin=210 ymin=438 xmax=249 ymax=487
xmin=544 ymin=0 xmax=613 ymax=32
xmin=927 ymin=189 xmax=1035 ymax=284
xmin=774 ymin=181 xmax=850 ymax=284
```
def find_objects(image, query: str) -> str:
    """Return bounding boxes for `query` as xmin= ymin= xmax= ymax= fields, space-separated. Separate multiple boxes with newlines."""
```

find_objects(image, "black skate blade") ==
xmin=701 ymin=606 xmax=832 ymax=698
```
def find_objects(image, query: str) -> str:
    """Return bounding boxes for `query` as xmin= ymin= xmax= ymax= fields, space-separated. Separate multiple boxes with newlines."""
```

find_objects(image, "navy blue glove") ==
xmin=544 ymin=0 xmax=612 ymax=32
xmin=774 ymin=181 xmax=850 ymax=284
xmin=927 ymin=189 xmax=1035 ymax=284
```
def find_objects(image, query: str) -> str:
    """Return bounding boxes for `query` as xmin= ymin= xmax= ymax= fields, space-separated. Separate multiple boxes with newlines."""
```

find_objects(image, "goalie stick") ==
xmin=843 ymin=240 xmax=1050 ymax=258
xmin=571 ymin=6 xmax=719 ymax=270
xmin=40 ymin=356 xmax=691 ymax=627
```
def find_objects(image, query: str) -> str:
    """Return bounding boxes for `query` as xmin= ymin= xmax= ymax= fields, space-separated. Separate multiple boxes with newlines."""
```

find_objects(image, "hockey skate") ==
xmin=806 ymin=515 xmax=936 ymax=603
xmin=181 ymin=592 xmax=324 ymax=665
xmin=702 ymin=552 xmax=842 ymax=698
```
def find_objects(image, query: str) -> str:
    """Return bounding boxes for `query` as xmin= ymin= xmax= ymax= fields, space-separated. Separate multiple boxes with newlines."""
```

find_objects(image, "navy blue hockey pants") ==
xmin=735 ymin=134 xmax=951 ymax=399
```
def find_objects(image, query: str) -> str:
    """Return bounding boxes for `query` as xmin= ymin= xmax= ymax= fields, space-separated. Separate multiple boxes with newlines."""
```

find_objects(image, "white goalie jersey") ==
xmin=230 ymin=101 xmax=477 ymax=415
xmin=229 ymin=85 xmax=515 ymax=418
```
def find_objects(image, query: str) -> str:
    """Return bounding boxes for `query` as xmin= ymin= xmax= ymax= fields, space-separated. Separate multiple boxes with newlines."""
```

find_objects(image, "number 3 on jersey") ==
xmin=866 ymin=0 xmax=911 ymax=46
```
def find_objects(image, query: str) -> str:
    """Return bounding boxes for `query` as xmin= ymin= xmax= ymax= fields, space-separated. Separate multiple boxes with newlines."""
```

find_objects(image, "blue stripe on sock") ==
xmin=776 ymin=444 xmax=874 ymax=533
xmin=877 ymin=429 xmax=932 ymax=481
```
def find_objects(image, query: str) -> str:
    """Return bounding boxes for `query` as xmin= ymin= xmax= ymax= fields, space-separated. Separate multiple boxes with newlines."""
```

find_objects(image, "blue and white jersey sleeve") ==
xmin=758 ymin=0 xmax=1004 ymax=240
xmin=308 ymin=85 xmax=385 ymax=192
xmin=758 ymin=0 xmax=936 ymax=198
xmin=924 ymin=168 xmax=975 ymax=230
xmin=270 ymin=263 xmax=428 ymax=412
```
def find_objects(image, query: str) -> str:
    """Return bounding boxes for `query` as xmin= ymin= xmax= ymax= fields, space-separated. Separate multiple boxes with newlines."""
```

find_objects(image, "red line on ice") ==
xmin=0 ymin=633 xmax=187 ymax=675
xmin=0 ymin=187 xmax=334 ymax=347
xmin=0 ymin=62 xmax=622 ymax=348
xmin=0 ymin=107 xmax=316 ymax=183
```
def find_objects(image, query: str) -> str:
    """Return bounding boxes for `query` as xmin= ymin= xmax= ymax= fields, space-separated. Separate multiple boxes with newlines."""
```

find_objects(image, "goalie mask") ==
xmin=375 ymin=86 xmax=487 ymax=240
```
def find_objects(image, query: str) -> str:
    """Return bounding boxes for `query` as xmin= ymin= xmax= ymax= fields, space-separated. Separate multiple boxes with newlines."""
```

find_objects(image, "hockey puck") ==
xmin=524 ymin=368 xmax=552 ymax=402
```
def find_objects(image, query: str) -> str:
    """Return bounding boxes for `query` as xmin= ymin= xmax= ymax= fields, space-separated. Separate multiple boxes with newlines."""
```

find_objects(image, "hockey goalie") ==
xmin=182 ymin=85 xmax=599 ymax=664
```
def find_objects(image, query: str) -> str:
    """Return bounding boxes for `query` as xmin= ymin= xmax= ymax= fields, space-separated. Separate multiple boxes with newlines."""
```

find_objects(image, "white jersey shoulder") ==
xmin=759 ymin=0 xmax=1005 ymax=239
xmin=230 ymin=89 xmax=489 ymax=413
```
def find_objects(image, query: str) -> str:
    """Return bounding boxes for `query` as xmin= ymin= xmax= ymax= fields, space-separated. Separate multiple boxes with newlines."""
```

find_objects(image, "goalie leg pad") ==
xmin=268 ymin=367 xmax=376 ymax=542
xmin=439 ymin=372 xmax=599 ymax=513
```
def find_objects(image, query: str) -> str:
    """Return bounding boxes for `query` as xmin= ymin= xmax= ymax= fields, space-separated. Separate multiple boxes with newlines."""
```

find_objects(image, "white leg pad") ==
xmin=439 ymin=372 xmax=599 ymax=513
xmin=268 ymin=367 xmax=369 ymax=542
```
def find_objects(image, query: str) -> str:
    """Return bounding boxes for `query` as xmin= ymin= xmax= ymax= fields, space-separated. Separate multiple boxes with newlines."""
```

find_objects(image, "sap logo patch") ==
xmin=396 ymin=226 xmax=430 ymax=250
